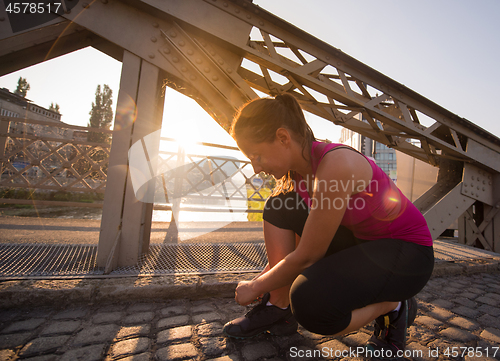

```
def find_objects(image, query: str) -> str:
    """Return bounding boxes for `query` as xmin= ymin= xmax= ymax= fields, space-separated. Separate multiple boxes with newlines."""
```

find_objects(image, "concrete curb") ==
xmin=1 ymin=258 xmax=499 ymax=309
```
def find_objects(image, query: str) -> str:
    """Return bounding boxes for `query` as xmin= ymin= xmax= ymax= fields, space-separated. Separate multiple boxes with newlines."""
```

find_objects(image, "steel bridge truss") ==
xmin=0 ymin=0 xmax=498 ymax=270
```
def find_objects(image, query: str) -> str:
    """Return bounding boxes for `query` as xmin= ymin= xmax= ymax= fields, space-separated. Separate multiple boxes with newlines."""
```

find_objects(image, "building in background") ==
xmin=339 ymin=115 xmax=397 ymax=183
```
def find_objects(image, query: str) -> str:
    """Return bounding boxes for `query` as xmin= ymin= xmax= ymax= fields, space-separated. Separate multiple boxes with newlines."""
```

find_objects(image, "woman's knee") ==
xmin=290 ymin=274 xmax=350 ymax=335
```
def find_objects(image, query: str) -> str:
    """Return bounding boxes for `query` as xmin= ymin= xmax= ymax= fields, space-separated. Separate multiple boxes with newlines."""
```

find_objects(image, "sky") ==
xmin=1 ymin=0 xmax=499 ymax=147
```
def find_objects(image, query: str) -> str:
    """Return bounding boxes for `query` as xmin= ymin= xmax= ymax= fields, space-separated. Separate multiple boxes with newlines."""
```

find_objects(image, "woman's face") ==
xmin=237 ymin=136 xmax=290 ymax=179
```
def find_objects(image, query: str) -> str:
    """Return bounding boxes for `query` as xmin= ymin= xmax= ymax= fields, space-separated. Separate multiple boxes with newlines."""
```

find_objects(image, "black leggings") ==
xmin=263 ymin=192 xmax=434 ymax=335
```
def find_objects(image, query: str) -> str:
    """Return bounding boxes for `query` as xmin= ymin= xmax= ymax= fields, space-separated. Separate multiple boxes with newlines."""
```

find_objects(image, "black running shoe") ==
xmin=223 ymin=293 xmax=298 ymax=339
xmin=365 ymin=297 xmax=417 ymax=360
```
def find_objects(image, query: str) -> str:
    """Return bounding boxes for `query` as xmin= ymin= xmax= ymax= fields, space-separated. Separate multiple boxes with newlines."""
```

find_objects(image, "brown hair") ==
xmin=231 ymin=93 xmax=316 ymax=195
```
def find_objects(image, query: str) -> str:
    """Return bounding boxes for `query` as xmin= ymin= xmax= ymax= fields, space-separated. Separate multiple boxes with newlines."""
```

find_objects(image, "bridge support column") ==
xmin=97 ymin=50 xmax=165 ymax=270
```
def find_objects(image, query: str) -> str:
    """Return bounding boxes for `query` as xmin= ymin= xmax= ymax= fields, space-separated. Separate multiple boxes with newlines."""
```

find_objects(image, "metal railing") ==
xmin=0 ymin=116 xmax=272 ymax=213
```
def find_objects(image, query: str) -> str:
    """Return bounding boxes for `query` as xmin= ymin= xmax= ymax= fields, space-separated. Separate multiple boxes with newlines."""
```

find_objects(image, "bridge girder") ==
xmin=0 ymin=0 xmax=498 ymax=267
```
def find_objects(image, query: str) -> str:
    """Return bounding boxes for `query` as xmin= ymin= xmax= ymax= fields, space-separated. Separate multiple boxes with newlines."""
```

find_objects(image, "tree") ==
xmin=48 ymin=102 xmax=60 ymax=114
xmin=88 ymin=84 xmax=113 ymax=144
xmin=14 ymin=77 xmax=30 ymax=98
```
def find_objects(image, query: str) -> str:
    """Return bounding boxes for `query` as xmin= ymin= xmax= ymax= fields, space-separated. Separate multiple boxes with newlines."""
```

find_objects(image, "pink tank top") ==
xmin=295 ymin=141 xmax=433 ymax=246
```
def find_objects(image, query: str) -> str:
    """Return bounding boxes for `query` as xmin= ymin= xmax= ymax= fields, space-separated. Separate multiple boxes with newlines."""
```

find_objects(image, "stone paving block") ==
xmin=480 ymin=328 xmax=500 ymax=344
xmin=52 ymin=308 xmax=87 ymax=320
xmin=157 ymin=343 xmax=198 ymax=361
xmin=207 ymin=354 xmax=239 ymax=361
xmin=415 ymin=292 xmax=434 ymax=302
xmin=448 ymin=316 xmax=479 ymax=330
xmin=115 ymin=325 xmax=151 ymax=340
xmin=40 ymin=320 xmax=81 ymax=335
xmin=72 ymin=324 xmax=120 ymax=346
xmin=0 ymin=350 xmax=15 ymax=361
xmin=478 ymin=304 xmax=500 ymax=317
xmin=431 ymin=299 xmax=454 ymax=309
xmin=92 ymin=311 xmax=123 ymax=324
xmin=442 ymin=286 xmax=461 ymax=294
xmin=241 ymin=341 xmax=277 ymax=361
xmin=157 ymin=325 xmax=192 ymax=344
xmin=59 ymin=344 xmax=105 ymax=361
xmin=199 ymin=336 xmax=228 ymax=357
xmin=439 ymin=327 xmax=476 ymax=342
xmin=459 ymin=292 xmax=480 ymax=300
xmin=317 ymin=339 xmax=350 ymax=358
xmin=14 ymin=355 xmax=56 ymax=361
xmin=0 ymin=331 xmax=33 ymax=349
xmin=110 ymin=337 xmax=150 ymax=358
xmin=193 ymin=311 xmax=221 ymax=324
xmin=119 ymin=352 xmax=152 ymax=361
xmin=477 ymin=313 xmax=500 ymax=328
xmin=127 ymin=303 xmax=156 ymax=312
xmin=342 ymin=332 xmax=370 ymax=347
xmin=427 ymin=306 xmax=454 ymax=320
xmin=19 ymin=335 xmax=70 ymax=357
xmin=476 ymin=296 xmax=499 ymax=307
xmin=197 ymin=322 xmax=224 ymax=337
xmin=406 ymin=342 xmax=436 ymax=361
xmin=408 ymin=325 xmax=436 ymax=345
xmin=122 ymin=312 xmax=155 ymax=325
xmin=1 ymin=318 xmax=46 ymax=333
xmin=484 ymin=292 xmax=500 ymax=301
xmin=157 ymin=315 xmax=189 ymax=329
xmin=454 ymin=297 xmax=477 ymax=308
xmin=415 ymin=316 xmax=443 ymax=331
xmin=160 ymin=305 xmax=185 ymax=317
xmin=452 ymin=306 xmax=480 ymax=318
xmin=192 ymin=303 xmax=216 ymax=314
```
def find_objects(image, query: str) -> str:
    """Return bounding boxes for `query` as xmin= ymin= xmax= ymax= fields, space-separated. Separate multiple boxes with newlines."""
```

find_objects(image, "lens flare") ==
xmin=114 ymin=94 xmax=138 ymax=131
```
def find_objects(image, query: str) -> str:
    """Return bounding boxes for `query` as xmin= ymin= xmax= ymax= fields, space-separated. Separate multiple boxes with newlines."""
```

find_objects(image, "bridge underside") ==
xmin=1 ymin=0 xmax=499 ymax=272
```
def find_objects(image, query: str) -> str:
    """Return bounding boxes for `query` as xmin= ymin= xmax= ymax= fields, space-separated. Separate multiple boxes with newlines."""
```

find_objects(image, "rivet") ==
xmin=235 ymin=8 xmax=240 ymax=13
xmin=464 ymin=183 xmax=467 ymax=187
xmin=227 ymin=68 xmax=232 ymax=73
xmin=190 ymin=75 xmax=196 ymax=81
xmin=464 ymin=190 xmax=468 ymax=193
xmin=247 ymin=14 xmax=251 ymax=19
xmin=181 ymin=66 xmax=187 ymax=72
xmin=204 ymin=67 xmax=210 ymax=73
xmin=471 ymin=176 xmax=474 ymax=180
xmin=223 ymin=2 xmax=228 ymax=6
xmin=483 ymin=180 xmax=486 ymax=184
xmin=170 ymin=31 xmax=177 ymax=37
xmin=337 ymin=62 xmax=341 ymax=66
xmin=196 ymin=58 xmax=202 ymax=64
xmin=489 ymin=181 xmax=492 ymax=185
xmin=210 ymin=50 xmax=216 ymax=56
xmin=259 ymin=21 xmax=264 ymax=26
xmin=101 ymin=0 xmax=108 ymax=3
xmin=172 ymin=56 xmax=179 ymax=63
xmin=152 ymin=22 xmax=159 ymax=28
xmin=477 ymin=186 xmax=480 ymax=190
xmin=255 ymin=9 xmax=259 ymax=14
xmin=471 ymin=183 xmax=474 ymax=187
xmin=148 ymin=53 xmax=155 ymax=59
xmin=179 ymin=40 xmax=185 ymax=46
xmin=212 ymin=76 xmax=219 ymax=81
xmin=218 ymin=59 xmax=224 ymax=65
xmin=242 ymin=2 xmax=247 ymax=7
xmin=187 ymin=50 xmax=194 ymax=55
xmin=483 ymin=187 xmax=485 ymax=191
xmin=326 ymin=56 xmax=330 ymax=60
xmin=163 ymin=48 xmax=170 ymax=54
xmin=151 ymin=36 xmax=157 ymax=43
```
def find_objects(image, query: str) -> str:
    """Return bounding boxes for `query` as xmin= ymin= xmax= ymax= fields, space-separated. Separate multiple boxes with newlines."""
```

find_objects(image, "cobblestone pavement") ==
xmin=0 ymin=272 xmax=499 ymax=361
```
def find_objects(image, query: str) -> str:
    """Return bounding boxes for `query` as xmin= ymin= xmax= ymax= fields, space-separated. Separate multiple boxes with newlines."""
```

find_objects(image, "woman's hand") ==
xmin=235 ymin=280 xmax=260 ymax=306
